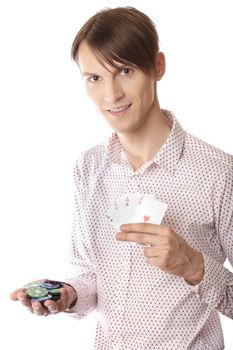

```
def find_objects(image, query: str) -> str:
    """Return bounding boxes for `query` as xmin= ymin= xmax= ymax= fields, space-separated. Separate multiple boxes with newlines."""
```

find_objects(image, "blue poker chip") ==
xmin=40 ymin=280 xmax=64 ymax=290
xmin=31 ymin=294 xmax=53 ymax=303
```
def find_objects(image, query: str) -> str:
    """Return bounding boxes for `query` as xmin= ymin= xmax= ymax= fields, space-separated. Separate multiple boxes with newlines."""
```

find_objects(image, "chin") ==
xmin=102 ymin=113 xmax=141 ymax=134
xmin=113 ymin=126 xmax=137 ymax=135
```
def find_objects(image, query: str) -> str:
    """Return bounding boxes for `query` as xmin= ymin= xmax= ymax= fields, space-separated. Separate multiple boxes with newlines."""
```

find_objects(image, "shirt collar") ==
xmin=105 ymin=110 xmax=185 ymax=174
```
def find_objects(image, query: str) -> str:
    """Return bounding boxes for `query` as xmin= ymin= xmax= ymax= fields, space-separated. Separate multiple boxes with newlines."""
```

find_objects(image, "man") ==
xmin=10 ymin=6 xmax=233 ymax=350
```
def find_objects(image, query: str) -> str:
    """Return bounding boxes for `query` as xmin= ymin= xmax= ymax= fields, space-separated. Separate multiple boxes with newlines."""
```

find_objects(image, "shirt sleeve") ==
xmin=193 ymin=159 xmax=233 ymax=319
xmin=64 ymin=157 xmax=98 ymax=319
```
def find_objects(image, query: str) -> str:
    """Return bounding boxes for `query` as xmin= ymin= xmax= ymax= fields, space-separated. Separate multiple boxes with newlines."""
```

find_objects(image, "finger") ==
xmin=142 ymin=236 xmax=173 ymax=254
xmin=116 ymin=232 xmax=154 ymax=245
xmin=10 ymin=288 xmax=25 ymax=301
xmin=44 ymin=287 xmax=70 ymax=313
xmin=10 ymin=289 xmax=35 ymax=312
xmin=57 ymin=287 xmax=73 ymax=311
xmin=143 ymin=246 xmax=160 ymax=258
xmin=31 ymin=301 xmax=49 ymax=316
xmin=18 ymin=293 xmax=33 ymax=308
xmin=146 ymin=256 xmax=159 ymax=265
xmin=120 ymin=223 xmax=161 ymax=234
xmin=44 ymin=300 xmax=59 ymax=314
xmin=13 ymin=290 xmax=34 ymax=308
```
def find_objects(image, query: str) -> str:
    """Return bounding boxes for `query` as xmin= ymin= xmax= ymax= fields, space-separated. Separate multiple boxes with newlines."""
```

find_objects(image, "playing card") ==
xmin=106 ymin=193 xmax=140 ymax=229
xmin=106 ymin=193 xmax=167 ymax=230
xmin=135 ymin=194 xmax=168 ymax=225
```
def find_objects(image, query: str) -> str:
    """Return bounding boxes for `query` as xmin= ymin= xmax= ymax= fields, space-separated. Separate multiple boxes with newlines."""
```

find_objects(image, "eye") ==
xmin=87 ymin=75 xmax=102 ymax=83
xmin=120 ymin=67 xmax=133 ymax=75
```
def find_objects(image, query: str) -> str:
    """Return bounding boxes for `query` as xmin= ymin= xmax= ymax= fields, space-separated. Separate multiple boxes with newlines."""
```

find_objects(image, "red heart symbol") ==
xmin=143 ymin=215 xmax=150 ymax=222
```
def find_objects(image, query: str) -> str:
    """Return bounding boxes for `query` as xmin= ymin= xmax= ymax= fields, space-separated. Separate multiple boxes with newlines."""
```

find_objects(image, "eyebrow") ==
xmin=82 ymin=72 xmax=99 ymax=76
xmin=82 ymin=64 xmax=129 ymax=77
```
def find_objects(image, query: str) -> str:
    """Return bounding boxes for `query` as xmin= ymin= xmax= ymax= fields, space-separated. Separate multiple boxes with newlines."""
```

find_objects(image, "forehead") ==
xmin=77 ymin=41 xmax=127 ymax=75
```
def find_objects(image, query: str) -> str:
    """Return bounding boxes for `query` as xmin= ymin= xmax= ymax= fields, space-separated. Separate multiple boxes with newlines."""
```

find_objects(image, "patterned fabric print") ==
xmin=66 ymin=110 xmax=233 ymax=350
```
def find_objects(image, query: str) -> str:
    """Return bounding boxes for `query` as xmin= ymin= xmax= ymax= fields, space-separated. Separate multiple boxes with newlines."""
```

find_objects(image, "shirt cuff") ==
xmin=186 ymin=254 xmax=228 ymax=308
xmin=63 ymin=277 xmax=97 ymax=319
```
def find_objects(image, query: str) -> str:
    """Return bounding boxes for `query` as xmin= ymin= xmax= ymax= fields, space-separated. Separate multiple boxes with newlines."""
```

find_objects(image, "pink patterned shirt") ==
xmin=66 ymin=110 xmax=233 ymax=349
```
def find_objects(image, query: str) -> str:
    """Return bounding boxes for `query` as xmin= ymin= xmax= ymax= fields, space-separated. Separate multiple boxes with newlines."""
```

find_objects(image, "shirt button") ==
xmin=224 ymin=308 xmax=231 ymax=313
xmin=198 ymin=291 xmax=208 ymax=299
xmin=202 ymin=291 xmax=208 ymax=298
xmin=113 ymin=304 xmax=125 ymax=312
xmin=113 ymin=345 xmax=121 ymax=350
xmin=121 ymin=261 xmax=129 ymax=268
xmin=112 ymin=340 xmax=122 ymax=350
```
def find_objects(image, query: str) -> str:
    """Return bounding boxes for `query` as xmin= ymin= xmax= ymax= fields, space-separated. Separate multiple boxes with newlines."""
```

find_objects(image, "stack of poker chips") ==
xmin=24 ymin=280 xmax=64 ymax=304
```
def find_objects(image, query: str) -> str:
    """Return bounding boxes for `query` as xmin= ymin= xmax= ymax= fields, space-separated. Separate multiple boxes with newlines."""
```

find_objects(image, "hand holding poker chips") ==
xmin=10 ymin=279 xmax=78 ymax=316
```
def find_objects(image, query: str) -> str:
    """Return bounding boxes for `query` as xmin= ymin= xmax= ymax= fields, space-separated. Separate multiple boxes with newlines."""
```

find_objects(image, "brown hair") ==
xmin=71 ymin=7 xmax=160 ymax=73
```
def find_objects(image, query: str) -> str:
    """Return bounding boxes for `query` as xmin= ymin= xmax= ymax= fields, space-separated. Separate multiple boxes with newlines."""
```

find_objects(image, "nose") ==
xmin=104 ymin=79 xmax=124 ymax=103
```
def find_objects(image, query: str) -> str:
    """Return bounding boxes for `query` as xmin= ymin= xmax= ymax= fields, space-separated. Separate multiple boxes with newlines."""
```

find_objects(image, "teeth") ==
xmin=111 ymin=106 xmax=127 ymax=112
xmin=108 ymin=104 xmax=131 ymax=113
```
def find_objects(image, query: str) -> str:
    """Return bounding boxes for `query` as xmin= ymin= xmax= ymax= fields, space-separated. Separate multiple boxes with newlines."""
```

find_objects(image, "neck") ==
xmin=118 ymin=107 xmax=172 ymax=171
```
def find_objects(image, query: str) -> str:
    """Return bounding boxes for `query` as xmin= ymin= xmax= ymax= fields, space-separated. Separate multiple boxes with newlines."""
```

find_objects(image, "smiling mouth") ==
xmin=106 ymin=103 xmax=132 ymax=115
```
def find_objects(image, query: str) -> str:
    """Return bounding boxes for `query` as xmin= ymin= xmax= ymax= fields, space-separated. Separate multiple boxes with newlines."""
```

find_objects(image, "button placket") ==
xmin=124 ymin=171 xmax=142 ymax=195
xmin=109 ymin=245 xmax=132 ymax=345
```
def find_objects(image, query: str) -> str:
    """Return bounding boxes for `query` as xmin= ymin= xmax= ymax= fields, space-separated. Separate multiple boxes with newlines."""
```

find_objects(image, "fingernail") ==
xmin=120 ymin=225 xmax=126 ymax=231
xmin=116 ymin=233 xmax=122 ymax=240
xmin=47 ymin=305 xmax=57 ymax=313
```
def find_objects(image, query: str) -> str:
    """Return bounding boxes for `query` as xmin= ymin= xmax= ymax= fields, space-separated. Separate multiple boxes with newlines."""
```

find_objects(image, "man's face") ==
xmin=77 ymin=41 xmax=163 ymax=135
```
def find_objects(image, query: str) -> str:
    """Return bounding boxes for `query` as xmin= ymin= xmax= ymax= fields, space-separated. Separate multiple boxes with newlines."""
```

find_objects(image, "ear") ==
xmin=154 ymin=52 xmax=166 ymax=81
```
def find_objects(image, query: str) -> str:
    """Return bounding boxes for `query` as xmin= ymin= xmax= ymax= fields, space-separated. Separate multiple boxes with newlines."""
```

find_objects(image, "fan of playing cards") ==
xmin=106 ymin=193 xmax=168 ymax=230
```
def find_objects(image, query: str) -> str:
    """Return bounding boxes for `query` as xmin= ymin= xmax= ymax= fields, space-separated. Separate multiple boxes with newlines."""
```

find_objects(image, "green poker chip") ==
xmin=26 ymin=286 xmax=48 ymax=298
xmin=23 ymin=281 xmax=41 ymax=289
xmin=49 ymin=288 xmax=61 ymax=295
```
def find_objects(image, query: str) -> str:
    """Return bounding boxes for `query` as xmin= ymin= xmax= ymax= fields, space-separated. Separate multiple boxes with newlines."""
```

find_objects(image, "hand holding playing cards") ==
xmin=116 ymin=223 xmax=204 ymax=285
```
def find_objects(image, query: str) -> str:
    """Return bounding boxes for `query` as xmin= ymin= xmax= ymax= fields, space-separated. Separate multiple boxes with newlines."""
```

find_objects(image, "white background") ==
xmin=0 ymin=0 xmax=233 ymax=349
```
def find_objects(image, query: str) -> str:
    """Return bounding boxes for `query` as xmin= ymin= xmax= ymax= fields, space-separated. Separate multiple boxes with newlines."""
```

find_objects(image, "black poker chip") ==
xmin=40 ymin=281 xmax=64 ymax=290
